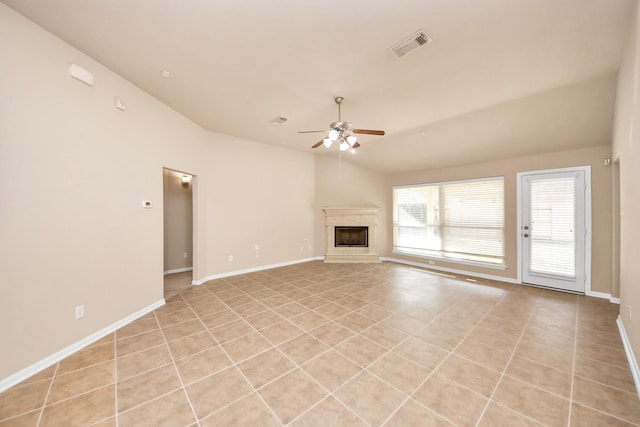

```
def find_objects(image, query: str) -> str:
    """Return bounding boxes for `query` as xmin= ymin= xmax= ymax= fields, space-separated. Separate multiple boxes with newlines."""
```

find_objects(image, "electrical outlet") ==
xmin=299 ymin=246 xmax=304 ymax=252
xmin=183 ymin=252 xmax=189 ymax=258
xmin=255 ymin=251 xmax=260 ymax=258
xmin=75 ymin=305 xmax=85 ymax=320
xmin=228 ymin=255 xmax=234 ymax=262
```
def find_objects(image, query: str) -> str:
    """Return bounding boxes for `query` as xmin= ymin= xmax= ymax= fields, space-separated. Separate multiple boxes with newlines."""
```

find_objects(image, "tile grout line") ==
xmin=67 ymin=266 xmax=628 ymax=424
xmin=234 ymin=267 xmax=627 ymax=424
xmin=209 ymin=275 xmax=382 ymax=425
xmin=277 ymin=337 xmax=371 ymax=426
xmin=263 ymin=282 xmax=580 ymax=422
xmin=233 ymin=326 xmax=330 ymax=425
xmin=227 ymin=275 xmax=518 ymax=406
xmin=152 ymin=307 xmax=202 ymax=427
xmin=472 ymin=290 xmax=554 ymax=427
xmin=571 ymin=303 xmax=640 ymax=425
xmin=114 ymin=331 xmax=119 ymax=427
xmin=378 ymin=287 xmax=516 ymax=426
xmin=567 ymin=299 xmax=579 ymax=427
xmin=184 ymin=285 xmax=285 ymax=425
xmin=276 ymin=329 xmax=372 ymax=426
xmin=35 ymin=362 xmax=59 ymax=427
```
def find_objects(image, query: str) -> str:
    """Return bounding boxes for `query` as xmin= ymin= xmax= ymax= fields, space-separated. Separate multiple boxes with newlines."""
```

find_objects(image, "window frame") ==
xmin=392 ymin=176 xmax=507 ymax=270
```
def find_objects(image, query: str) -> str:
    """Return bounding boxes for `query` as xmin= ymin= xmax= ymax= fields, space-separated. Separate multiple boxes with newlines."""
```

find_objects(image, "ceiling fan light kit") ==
xmin=300 ymin=97 xmax=385 ymax=151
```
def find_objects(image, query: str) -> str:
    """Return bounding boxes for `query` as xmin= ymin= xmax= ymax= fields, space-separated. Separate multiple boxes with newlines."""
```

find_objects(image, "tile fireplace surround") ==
xmin=323 ymin=207 xmax=380 ymax=263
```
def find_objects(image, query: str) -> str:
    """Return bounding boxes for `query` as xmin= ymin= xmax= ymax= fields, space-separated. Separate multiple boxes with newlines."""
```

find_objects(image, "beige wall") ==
xmin=0 ymin=5 xmax=315 ymax=381
xmin=313 ymin=155 xmax=389 ymax=257
xmin=388 ymin=146 xmax=614 ymax=295
xmin=163 ymin=168 xmax=193 ymax=272
xmin=613 ymin=2 xmax=640 ymax=364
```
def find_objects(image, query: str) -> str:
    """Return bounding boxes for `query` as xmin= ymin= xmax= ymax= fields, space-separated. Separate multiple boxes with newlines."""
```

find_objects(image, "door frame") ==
xmin=162 ymin=167 xmax=198 ymax=285
xmin=516 ymin=166 xmax=592 ymax=294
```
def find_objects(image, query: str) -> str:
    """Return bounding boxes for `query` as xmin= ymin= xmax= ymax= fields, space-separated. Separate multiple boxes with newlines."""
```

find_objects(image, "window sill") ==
xmin=392 ymin=249 xmax=508 ymax=271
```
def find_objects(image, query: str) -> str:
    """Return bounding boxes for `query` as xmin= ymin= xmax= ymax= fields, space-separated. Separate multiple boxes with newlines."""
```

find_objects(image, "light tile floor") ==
xmin=1 ymin=261 xmax=639 ymax=426
xmin=164 ymin=271 xmax=193 ymax=300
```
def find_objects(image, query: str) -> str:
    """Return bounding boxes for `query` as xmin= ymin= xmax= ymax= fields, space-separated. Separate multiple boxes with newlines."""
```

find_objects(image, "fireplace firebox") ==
xmin=335 ymin=226 xmax=368 ymax=247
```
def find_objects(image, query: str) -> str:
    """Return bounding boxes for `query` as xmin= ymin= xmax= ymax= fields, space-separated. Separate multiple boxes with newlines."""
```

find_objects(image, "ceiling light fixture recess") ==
xmin=388 ymin=29 xmax=431 ymax=58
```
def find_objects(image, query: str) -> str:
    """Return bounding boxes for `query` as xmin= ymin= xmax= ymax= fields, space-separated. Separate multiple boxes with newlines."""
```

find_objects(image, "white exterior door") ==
xmin=520 ymin=168 xmax=589 ymax=293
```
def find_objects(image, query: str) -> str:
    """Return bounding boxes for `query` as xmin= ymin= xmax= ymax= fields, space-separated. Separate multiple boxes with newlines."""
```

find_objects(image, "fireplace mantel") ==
xmin=323 ymin=207 xmax=381 ymax=263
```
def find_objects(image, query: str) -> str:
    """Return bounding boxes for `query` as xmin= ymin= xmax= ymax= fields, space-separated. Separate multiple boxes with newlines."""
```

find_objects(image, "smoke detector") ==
xmin=388 ymin=30 xmax=432 ymax=58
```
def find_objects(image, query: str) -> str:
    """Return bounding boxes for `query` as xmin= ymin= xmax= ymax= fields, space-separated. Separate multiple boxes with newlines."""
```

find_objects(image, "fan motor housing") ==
xmin=330 ymin=121 xmax=353 ymax=131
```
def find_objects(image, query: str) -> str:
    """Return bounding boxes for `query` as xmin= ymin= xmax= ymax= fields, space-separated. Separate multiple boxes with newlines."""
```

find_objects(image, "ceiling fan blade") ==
xmin=352 ymin=142 xmax=361 ymax=148
xmin=353 ymin=129 xmax=385 ymax=136
xmin=298 ymin=130 xmax=326 ymax=134
xmin=311 ymin=139 xmax=324 ymax=149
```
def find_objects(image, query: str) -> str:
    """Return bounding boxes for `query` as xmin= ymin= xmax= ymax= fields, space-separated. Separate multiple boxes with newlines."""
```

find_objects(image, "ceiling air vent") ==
xmin=270 ymin=116 xmax=288 ymax=125
xmin=388 ymin=30 xmax=432 ymax=58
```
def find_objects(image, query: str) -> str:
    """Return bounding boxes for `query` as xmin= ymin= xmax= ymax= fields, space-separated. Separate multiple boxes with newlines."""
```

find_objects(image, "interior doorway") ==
xmin=517 ymin=167 xmax=591 ymax=293
xmin=163 ymin=168 xmax=195 ymax=299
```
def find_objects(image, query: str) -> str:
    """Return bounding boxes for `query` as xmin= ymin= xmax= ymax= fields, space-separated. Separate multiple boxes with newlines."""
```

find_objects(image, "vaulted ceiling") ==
xmin=2 ymin=0 xmax=635 ymax=174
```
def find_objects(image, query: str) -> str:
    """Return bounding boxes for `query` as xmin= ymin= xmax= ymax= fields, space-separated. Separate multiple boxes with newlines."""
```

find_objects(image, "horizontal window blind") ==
xmin=394 ymin=177 xmax=505 ymax=265
xmin=529 ymin=177 xmax=576 ymax=277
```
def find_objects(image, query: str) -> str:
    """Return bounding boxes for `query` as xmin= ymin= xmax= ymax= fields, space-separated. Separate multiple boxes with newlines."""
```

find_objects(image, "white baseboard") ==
xmin=192 ymin=257 xmax=322 ymax=285
xmin=0 ymin=299 xmax=165 ymax=394
xmin=586 ymin=290 xmax=612 ymax=300
xmin=584 ymin=290 xmax=621 ymax=303
xmin=382 ymin=257 xmax=620 ymax=303
xmin=381 ymin=257 xmax=520 ymax=284
xmin=617 ymin=316 xmax=640 ymax=399
xmin=164 ymin=267 xmax=193 ymax=275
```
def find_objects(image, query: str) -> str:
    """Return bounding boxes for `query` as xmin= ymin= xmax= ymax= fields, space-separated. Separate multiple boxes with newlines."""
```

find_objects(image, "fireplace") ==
xmin=323 ymin=207 xmax=380 ymax=263
xmin=335 ymin=226 xmax=368 ymax=247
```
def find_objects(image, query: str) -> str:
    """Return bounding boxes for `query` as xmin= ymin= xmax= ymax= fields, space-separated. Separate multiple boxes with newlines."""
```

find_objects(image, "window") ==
xmin=393 ymin=177 xmax=505 ymax=266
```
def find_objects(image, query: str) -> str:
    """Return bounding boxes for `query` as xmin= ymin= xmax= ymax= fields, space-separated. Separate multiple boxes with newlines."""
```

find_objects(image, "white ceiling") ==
xmin=2 ymin=0 xmax=635 ymax=174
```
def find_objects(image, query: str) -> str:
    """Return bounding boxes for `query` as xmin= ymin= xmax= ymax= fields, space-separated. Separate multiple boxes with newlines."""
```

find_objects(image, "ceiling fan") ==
xmin=299 ymin=97 xmax=385 ymax=151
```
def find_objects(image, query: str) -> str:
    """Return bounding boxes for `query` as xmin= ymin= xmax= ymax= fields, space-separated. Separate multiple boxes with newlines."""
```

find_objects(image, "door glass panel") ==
xmin=529 ymin=177 xmax=576 ymax=278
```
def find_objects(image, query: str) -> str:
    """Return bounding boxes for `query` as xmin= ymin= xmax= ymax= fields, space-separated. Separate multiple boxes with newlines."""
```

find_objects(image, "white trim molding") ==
xmin=192 ymin=257 xmax=322 ymax=285
xmin=164 ymin=267 xmax=193 ymax=275
xmin=0 ymin=299 xmax=165 ymax=394
xmin=617 ymin=316 xmax=640 ymax=399
xmin=585 ymin=290 xmax=621 ymax=303
xmin=382 ymin=257 xmax=520 ymax=284
xmin=391 ymin=250 xmax=507 ymax=271
xmin=384 ymin=257 xmax=618 ymax=302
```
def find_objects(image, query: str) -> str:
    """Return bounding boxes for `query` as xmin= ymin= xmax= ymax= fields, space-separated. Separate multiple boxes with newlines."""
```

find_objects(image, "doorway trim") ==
xmin=516 ymin=166 xmax=592 ymax=294
xmin=162 ymin=167 xmax=198 ymax=287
